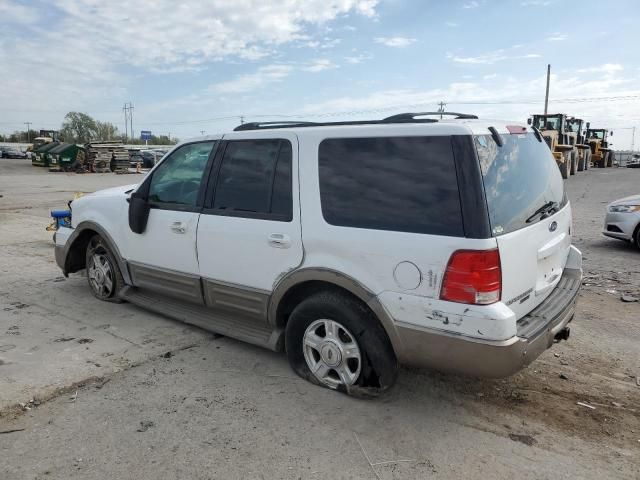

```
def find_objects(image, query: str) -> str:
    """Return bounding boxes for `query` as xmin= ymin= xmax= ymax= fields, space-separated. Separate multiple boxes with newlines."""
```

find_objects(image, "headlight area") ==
xmin=609 ymin=205 xmax=640 ymax=213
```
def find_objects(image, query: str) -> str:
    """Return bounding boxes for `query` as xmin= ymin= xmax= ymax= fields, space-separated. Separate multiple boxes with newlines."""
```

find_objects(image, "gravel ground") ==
xmin=0 ymin=159 xmax=639 ymax=479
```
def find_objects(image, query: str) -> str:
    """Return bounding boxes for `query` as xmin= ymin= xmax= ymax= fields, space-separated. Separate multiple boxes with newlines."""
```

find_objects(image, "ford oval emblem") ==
xmin=549 ymin=221 xmax=558 ymax=232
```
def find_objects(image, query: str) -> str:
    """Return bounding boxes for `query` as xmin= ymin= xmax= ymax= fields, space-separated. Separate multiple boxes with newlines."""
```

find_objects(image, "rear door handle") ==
xmin=170 ymin=221 xmax=186 ymax=234
xmin=268 ymin=233 xmax=291 ymax=248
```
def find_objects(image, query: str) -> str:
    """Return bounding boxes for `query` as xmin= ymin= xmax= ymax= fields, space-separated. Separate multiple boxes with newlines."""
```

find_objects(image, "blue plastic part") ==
xmin=50 ymin=210 xmax=72 ymax=229
xmin=51 ymin=210 xmax=71 ymax=218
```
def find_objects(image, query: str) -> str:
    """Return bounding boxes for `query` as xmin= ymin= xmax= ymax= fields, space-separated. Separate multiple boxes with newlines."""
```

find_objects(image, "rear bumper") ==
xmin=395 ymin=246 xmax=582 ymax=378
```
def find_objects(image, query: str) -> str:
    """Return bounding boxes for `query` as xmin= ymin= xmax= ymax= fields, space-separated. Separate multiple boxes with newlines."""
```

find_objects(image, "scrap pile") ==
xmin=86 ymin=141 xmax=129 ymax=173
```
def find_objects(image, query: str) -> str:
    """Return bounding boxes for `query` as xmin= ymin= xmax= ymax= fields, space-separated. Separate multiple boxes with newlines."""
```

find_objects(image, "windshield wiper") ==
xmin=526 ymin=201 xmax=559 ymax=223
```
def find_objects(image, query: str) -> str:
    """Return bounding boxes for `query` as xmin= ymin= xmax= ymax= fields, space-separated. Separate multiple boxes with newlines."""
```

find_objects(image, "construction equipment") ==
xmin=529 ymin=114 xmax=574 ymax=179
xmin=566 ymin=117 xmax=591 ymax=171
xmin=586 ymin=128 xmax=613 ymax=168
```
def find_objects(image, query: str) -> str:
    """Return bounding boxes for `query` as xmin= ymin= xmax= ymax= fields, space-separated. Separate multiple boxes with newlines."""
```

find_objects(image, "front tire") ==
xmin=86 ymin=235 xmax=124 ymax=302
xmin=570 ymin=151 xmax=577 ymax=175
xmin=285 ymin=291 xmax=398 ymax=396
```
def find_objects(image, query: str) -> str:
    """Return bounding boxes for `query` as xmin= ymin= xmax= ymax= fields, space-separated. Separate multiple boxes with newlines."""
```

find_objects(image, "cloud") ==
xmin=304 ymin=37 xmax=342 ymax=49
xmin=547 ymin=32 xmax=568 ymax=41
xmin=0 ymin=0 xmax=378 ymax=128
xmin=302 ymin=59 xmax=338 ymax=72
xmin=1 ymin=1 xmax=378 ymax=71
xmin=447 ymin=49 xmax=541 ymax=65
xmin=374 ymin=36 xmax=416 ymax=47
xmin=344 ymin=52 xmax=374 ymax=64
xmin=462 ymin=1 xmax=480 ymax=8
xmin=0 ymin=0 xmax=40 ymax=24
xmin=208 ymin=58 xmax=338 ymax=95
xmin=576 ymin=64 xmax=624 ymax=75
xmin=445 ymin=21 xmax=459 ymax=27
xmin=208 ymin=65 xmax=294 ymax=94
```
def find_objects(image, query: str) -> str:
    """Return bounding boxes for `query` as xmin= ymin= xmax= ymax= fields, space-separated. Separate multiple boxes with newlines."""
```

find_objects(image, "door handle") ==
xmin=268 ymin=233 xmax=291 ymax=248
xmin=170 ymin=221 xmax=186 ymax=234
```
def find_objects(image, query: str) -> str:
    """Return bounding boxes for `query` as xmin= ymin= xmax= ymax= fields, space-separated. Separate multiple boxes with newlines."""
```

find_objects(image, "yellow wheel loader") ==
xmin=566 ymin=117 xmax=591 ymax=171
xmin=529 ymin=114 xmax=575 ymax=179
xmin=586 ymin=128 xmax=612 ymax=168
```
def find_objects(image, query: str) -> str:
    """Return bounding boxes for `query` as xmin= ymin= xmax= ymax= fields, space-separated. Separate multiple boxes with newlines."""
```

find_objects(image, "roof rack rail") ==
xmin=233 ymin=121 xmax=317 ymax=131
xmin=383 ymin=111 xmax=478 ymax=121
xmin=231 ymin=113 xmax=470 ymax=131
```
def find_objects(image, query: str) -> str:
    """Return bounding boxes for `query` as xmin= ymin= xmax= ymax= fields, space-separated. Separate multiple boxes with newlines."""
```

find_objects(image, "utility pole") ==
xmin=240 ymin=115 xmax=245 ymax=125
xmin=200 ymin=130 xmax=205 ymax=136
xmin=24 ymin=122 xmax=32 ymax=142
xmin=123 ymin=103 xmax=129 ymax=141
xmin=122 ymin=102 xmax=134 ymax=142
xmin=437 ymin=101 xmax=446 ymax=119
xmin=544 ymin=64 xmax=551 ymax=115
xmin=632 ymin=126 xmax=636 ymax=152
xmin=130 ymin=102 xmax=134 ymax=142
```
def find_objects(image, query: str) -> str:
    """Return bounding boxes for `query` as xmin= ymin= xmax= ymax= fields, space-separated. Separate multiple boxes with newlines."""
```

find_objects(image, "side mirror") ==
xmin=128 ymin=192 xmax=150 ymax=234
xmin=609 ymin=131 xmax=613 ymax=136
xmin=527 ymin=118 xmax=532 ymax=125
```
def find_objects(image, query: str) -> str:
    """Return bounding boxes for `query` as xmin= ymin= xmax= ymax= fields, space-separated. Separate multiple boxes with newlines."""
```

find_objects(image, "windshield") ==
xmin=566 ymin=120 xmax=581 ymax=133
xmin=532 ymin=116 xmax=561 ymax=131
xmin=589 ymin=130 xmax=605 ymax=139
xmin=475 ymin=133 xmax=566 ymax=236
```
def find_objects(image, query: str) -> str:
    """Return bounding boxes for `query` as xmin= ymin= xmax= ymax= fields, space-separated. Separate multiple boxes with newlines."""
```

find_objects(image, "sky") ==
xmin=1 ymin=0 xmax=639 ymax=149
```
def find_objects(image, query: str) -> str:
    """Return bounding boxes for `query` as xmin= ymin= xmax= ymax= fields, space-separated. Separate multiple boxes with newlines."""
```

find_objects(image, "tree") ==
xmin=60 ymin=112 xmax=98 ymax=143
xmin=95 ymin=121 xmax=119 ymax=141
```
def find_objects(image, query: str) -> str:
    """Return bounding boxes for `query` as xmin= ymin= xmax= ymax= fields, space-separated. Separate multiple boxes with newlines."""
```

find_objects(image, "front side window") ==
xmin=148 ymin=141 xmax=215 ymax=206
xmin=212 ymin=139 xmax=292 ymax=220
xmin=318 ymin=136 xmax=463 ymax=236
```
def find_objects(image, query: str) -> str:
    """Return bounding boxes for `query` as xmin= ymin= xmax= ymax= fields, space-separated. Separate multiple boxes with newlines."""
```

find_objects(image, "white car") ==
xmin=52 ymin=113 xmax=582 ymax=395
xmin=603 ymin=194 xmax=640 ymax=249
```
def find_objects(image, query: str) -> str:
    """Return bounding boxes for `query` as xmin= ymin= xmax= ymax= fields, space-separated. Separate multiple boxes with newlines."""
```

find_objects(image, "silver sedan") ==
xmin=603 ymin=194 xmax=640 ymax=249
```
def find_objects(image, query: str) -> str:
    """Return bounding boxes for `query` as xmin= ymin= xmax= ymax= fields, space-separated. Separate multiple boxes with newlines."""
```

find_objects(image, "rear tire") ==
xmin=285 ymin=291 xmax=398 ymax=396
xmin=577 ymin=152 xmax=585 ymax=171
xmin=570 ymin=151 xmax=577 ymax=175
xmin=86 ymin=235 xmax=124 ymax=302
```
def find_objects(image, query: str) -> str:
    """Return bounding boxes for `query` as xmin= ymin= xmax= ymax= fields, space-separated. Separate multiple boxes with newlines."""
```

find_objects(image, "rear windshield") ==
xmin=475 ymin=133 xmax=566 ymax=236
xmin=319 ymin=136 xmax=464 ymax=236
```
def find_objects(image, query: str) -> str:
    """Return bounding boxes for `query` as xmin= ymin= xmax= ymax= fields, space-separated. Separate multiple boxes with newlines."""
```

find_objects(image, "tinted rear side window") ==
xmin=475 ymin=133 xmax=566 ymax=236
xmin=318 ymin=136 xmax=463 ymax=236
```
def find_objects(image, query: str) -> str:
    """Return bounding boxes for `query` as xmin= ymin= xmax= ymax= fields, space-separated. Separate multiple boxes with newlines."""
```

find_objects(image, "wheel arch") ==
xmin=61 ymin=221 xmax=131 ymax=284
xmin=268 ymin=269 xmax=403 ymax=355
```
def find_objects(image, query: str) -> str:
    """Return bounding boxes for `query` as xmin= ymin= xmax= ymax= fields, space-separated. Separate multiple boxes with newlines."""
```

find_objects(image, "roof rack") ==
xmin=232 ymin=111 xmax=477 ymax=131
xmin=382 ymin=111 xmax=478 ymax=121
xmin=234 ymin=121 xmax=317 ymax=131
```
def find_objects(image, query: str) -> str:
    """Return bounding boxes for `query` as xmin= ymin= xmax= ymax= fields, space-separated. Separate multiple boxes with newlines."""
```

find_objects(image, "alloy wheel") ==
xmin=302 ymin=319 xmax=362 ymax=389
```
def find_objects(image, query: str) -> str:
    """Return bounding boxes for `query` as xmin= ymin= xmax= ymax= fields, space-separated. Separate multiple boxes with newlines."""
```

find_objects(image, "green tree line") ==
xmin=0 ymin=112 xmax=178 ymax=145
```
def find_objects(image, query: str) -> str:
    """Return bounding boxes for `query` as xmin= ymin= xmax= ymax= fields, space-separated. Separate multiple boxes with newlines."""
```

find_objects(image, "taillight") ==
xmin=440 ymin=249 xmax=501 ymax=305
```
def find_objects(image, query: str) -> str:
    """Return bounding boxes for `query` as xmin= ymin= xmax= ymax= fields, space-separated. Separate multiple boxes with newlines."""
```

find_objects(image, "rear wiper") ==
xmin=526 ymin=201 xmax=559 ymax=223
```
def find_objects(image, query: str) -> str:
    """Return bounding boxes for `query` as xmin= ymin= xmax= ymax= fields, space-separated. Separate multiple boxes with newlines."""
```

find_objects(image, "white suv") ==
xmin=53 ymin=113 xmax=582 ymax=395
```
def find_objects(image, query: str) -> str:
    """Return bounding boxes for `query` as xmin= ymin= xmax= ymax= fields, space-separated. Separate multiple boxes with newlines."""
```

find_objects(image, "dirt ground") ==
xmin=0 ymin=158 xmax=639 ymax=479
